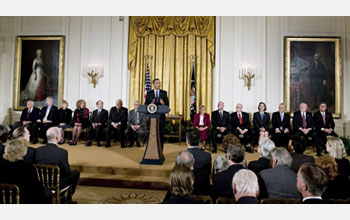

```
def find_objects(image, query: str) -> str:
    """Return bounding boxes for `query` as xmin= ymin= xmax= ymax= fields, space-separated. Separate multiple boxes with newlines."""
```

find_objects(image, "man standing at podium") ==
xmin=145 ymin=78 xmax=169 ymax=149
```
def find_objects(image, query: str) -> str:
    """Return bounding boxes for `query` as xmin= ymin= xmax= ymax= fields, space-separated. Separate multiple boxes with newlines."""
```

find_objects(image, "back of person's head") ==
xmin=3 ymin=138 xmax=28 ymax=162
xmin=258 ymin=138 xmax=275 ymax=158
xmin=213 ymin=156 xmax=230 ymax=174
xmin=298 ymin=163 xmax=328 ymax=197
xmin=271 ymin=147 xmax=292 ymax=167
xmin=0 ymin=124 xmax=8 ymax=137
xmin=186 ymin=130 xmax=201 ymax=147
xmin=315 ymin=156 xmax=338 ymax=181
xmin=290 ymin=135 xmax=307 ymax=154
xmin=13 ymin=126 xmax=26 ymax=139
xmin=326 ymin=136 xmax=347 ymax=160
xmin=232 ymin=169 xmax=259 ymax=196
xmin=169 ymin=164 xmax=194 ymax=197
xmin=46 ymin=127 xmax=61 ymax=143
xmin=175 ymin=150 xmax=195 ymax=169
xmin=226 ymin=144 xmax=245 ymax=163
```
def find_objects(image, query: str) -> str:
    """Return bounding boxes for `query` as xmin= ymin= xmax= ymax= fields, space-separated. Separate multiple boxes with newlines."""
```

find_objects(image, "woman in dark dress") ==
xmin=252 ymin=102 xmax=270 ymax=145
xmin=326 ymin=136 xmax=350 ymax=176
xmin=57 ymin=100 xmax=72 ymax=144
xmin=316 ymin=156 xmax=350 ymax=199
xmin=162 ymin=164 xmax=200 ymax=204
xmin=70 ymin=99 xmax=90 ymax=145
xmin=0 ymin=139 xmax=50 ymax=204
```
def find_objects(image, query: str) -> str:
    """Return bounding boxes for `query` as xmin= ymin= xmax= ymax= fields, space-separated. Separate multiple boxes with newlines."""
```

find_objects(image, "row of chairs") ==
xmin=189 ymin=195 xmax=350 ymax=204
xmin=0 ymin=164 xmax=72 ymax=204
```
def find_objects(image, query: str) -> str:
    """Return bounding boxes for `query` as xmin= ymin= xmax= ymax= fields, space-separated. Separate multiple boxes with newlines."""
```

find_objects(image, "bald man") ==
xmin=211 ymin=101 xmax=230 ymax=153
xmin=35 ymin=127 xmax=80 ymax=196
xmin=20 ymin=100 xmax=40 ymax=144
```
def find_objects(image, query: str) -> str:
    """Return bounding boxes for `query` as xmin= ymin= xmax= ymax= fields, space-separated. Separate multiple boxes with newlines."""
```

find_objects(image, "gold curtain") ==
xmin=128 ymin=16 xmax=215 ymax=121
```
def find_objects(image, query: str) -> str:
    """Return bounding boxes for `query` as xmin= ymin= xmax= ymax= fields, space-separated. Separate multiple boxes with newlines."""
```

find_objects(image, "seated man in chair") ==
xmin=87 ymin=100 xmax=108 ymax=147
xmin=20 ymin=100 xmax=40 ymax=144
xmin=125 ymin=100 xmax=147 ymax=148
xmin=211 ymin=101 xmax=230 ymax=153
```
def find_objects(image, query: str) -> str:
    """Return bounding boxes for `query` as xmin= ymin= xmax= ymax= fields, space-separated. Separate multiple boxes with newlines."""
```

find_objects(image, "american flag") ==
xmin=144 ymin=63 xmax=151 ymax=103
xmin=190 ymin=62 xmax=196 ymax=122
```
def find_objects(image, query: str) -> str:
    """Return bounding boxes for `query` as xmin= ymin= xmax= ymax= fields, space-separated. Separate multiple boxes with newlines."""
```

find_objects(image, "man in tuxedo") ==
xmin=232 ymin=169 xmax=260 ymax=204
xmin=35 ymin=127 xmax=80 ymax=195
xmin=259 ymin=148 xmax=301 ymax=200
xmin=20 ymin=100 xmax=40 ymax=144
xmin=293 ymin=102 xmax=322 ymax=156
xmin=145 ymin=78 xmax=169 ymax=149
xmin=186 ymin=131 xmax=211 ymax=195
xmin=230 ymin=103 xmax=252 ymax=152
xmin=297 ymin=163 xmax=328 ymax=204
xmin=106 ymin=99 xmax=128 ymax=148
xmin=212 ymin=144 xmax=245 ymax=201
xmin=271 ymin=103 xmax=291 ymax=147
xmin=36 ymin=97 xmax=58 ymax=144
xmin=313 ymin=102 xmax=337 ymax=151
xmin=87 ymin=100 xmax=108 ymax=147
xmin=211 ymin=101 xmax=230 ymax=153
xmin=125 ymin=101 xmax=147 ymax=148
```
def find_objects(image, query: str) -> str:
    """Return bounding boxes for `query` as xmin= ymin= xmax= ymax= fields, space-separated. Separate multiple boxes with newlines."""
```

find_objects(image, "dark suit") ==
xmin=23 ymin=147 xmax=36 ymax=164
xmin=336 ymin=158 xmax=350 ymax=176
xmin=211 ymin=110 xmax=230 ymax=151
xmin=236 ymin=196 xmax=260 ymax=204
xmin=291 ymin=153 xmax=315 ymax=173
xmin=0 ymin=142 xmax=4 ymax=158
xmin=34 ymin=143 xmax=80 ymax=194
xmin=252 ymin=112 xmax=270 ymax=145
xmin=20 ymin=107 xmax=40 ymax=142
xmin=322 ymin=174 xmax=350 ymax=200
xmin=145 ymin=89 xmax=169 ymax=149
xmin=38 ymin=105 xmax=59 ymax=142
xmin=0 ymin=160 xmax=50 ymax=204
xmin=271 ymin=111 xmax=291 ymax=147
xmin=259 ymin=165 xmax=301 ymax=199
xmin=230 ymin=112 xmax=252 ymax=145
xmin=57 ymin=108 xmax=72 ymax=130
xmin=212 ymin=164 xmax=245 ymax=200
xmin=106 ymin=106 xmax=128 ymax=148
xmin=293 ymin=110 xmax=321 ymax=155
xmin=313 ymin=111 xmax=337 ymax=148
xmin=125 ymin=109 xmax=147 ymax=147
xmin=162 ymin=195 xmax=200 ymax=204
xmin=87 ymin=109 xmax=108 ymax=144
xmin=248 ymin=157 xmax=271 ymax=175
xmin=302 ymin=198 xmax=325 ymax=204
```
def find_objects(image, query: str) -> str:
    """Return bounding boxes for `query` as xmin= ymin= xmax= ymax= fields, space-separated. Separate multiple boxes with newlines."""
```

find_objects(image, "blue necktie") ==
xmin=156 ymin=90 xmax=159 ymax=98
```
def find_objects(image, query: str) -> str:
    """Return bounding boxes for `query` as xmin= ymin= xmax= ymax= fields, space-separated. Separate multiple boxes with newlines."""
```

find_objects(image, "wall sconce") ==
xmin=239 ymin=65 xmax=255 ymax=91
xmin=87 ymin=64 xmax=102 ymax=88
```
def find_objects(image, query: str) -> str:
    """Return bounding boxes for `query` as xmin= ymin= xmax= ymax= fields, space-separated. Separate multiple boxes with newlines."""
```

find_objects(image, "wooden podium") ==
xmin=138 ymin=104 xmax=170 ymax=165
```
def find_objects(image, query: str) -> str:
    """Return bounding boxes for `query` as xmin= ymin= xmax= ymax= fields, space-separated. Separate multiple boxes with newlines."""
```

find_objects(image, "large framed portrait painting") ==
xmin=284 ymin=37 xmax=342 ymax=118
xmin=13 ymin=36 xmax=65 ymax=110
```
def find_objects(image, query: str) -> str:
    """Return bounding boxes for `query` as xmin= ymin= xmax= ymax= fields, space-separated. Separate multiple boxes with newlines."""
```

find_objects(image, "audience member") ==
xmin=232 ymin=169 xmax=260 ymax=204
xmin=125 ymin=100 xmax=146 ymax=148
xmin=87 ymin=100 xmax=108 ymax=147
xmin=12 ymin=126 xmax=36 ymax=164
xmin=248 ymin=138 xmax=275 ymax=174
xmin=326 ymin=136 xmax=350 ymax=176
xmin=289 ymin=135 xmax=315 ymax=173
xmin=213 ymin=156 xmax=230 ymax=174
xmin=70 ymin=99 xmax=90 ymax=145
xmin=211 ymin=101 xmax=230 ymax=153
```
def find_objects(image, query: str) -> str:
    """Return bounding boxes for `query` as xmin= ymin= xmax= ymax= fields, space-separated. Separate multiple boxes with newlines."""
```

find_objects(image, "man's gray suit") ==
xmin=125 ymin=109 xmax=147 ymax=146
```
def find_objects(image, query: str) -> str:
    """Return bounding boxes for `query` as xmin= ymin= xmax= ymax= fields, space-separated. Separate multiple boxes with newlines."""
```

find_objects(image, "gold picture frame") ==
xmin=13 ymin=36 xmax=65 ymax=111
xmin=284 ymin=36 xmax=342 ymax=118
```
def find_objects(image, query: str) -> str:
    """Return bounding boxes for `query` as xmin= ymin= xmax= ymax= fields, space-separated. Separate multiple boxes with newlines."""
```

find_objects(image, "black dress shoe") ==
xmin=31 ymin=139 xmax=38 ymax=144
xmin=86 ymin=141 xmax=92 ymax=147
xmin=246 ymin=147 xmax=253 ymax=153
xmin=105 ymin=143 xmax=111 ymax=148
xmin=96 ymin=142 xmax=101 ymax=147
xmin=317 ymin=152 xmax=322 ymax=156
xmin=212 ymin=149 xmax=217 ymax=153
xmin=136 ymin=144 xmax=141 ymax=148
xmin=121 ymin=145 xmax=126 ymax=148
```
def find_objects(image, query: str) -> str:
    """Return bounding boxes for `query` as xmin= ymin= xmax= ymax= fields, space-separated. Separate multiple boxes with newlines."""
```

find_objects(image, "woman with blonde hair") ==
xmin=326 ymin=136 xmax=350 ymax=176
xmin=70 ymin=99 xmax=90 ymax=145
xmin=57 ymin=100 xmax=72 ymax=144
xmin=0 ymin=139 xmax=50 ymax=203
xmin=162 ymin=164 xmax=200 ymax=204
xmin=315 ymin=156 xmax=350 ymax=199
xmin=193 ymin=105 xmax=210 ymax=147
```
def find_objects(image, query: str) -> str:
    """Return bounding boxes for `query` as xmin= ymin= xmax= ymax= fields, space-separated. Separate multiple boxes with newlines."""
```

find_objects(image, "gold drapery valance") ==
xmin=128 ymin=16 xmax=215 ymax=121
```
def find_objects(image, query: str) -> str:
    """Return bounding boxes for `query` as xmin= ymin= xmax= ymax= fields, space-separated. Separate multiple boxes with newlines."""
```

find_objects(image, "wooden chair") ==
xmin=216 ymin=197 xmax=236 ymax=204
xmin=261 ymin=198 xmax=300 ymax=204
xmin=0 ymin=184 xmax=20 ymax=204
xmin=33 ymin=164 xmax=72 ymax=204
xmin=323 ymin=199 xmax=349 ymax=204
xmin=189 ymin=195 xmax=212 ymax=204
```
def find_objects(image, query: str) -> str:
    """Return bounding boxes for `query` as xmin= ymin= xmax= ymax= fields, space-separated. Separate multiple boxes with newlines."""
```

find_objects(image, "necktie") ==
xmin=280 ymin=113 xmax=284 ymax=121
xmin=220 ymin=111 xmax=223 ymax=120
xmin=322 ymin=113 xmax=326 ymax=125
xmin=27 ymin=109 xmax=31 ymax=117
xmin=156 ymin=90 xmax=159 ymax=98
xmin=302 ymin=113 xmax=307 ymax=128
xmin=238 ymin=113 xmax=243 ymax=125
xmin=98 ymin=110 xmax=101 ymax=118
xmin=135 ymin=110 xmax=139 ymax=124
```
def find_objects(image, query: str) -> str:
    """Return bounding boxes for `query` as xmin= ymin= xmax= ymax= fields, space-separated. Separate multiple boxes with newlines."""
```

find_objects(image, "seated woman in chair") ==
xmin=253 ymin=102 xmax=270 ymax=146
xmin=57 ymin=100 xmax=72 ymax=144
xmin=0 ymin=139 xmax=50 ymax=204
xmin=193 ymin=105 xmax=210 ymax=148
xmin=70 ymin=99 xmax=90 ymax=145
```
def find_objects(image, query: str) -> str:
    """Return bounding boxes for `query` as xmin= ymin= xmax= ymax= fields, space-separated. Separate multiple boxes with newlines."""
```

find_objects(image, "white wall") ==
xmin=0 ymin=16 xmax=129 ymax=123
xmin=1 ymin=16 xmax=350 ymax=136
xmin=215 ymin=16 xmax=350 ymax=137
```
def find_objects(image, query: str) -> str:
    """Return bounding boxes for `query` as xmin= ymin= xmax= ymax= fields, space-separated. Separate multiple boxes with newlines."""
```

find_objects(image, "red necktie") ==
xmin=238 ymin=113 xmax=243 ymax=125
xmin=302 ymin=113 xmax=306 ymax=128
xmin=322 ymin=113 xmax=326 ymax=125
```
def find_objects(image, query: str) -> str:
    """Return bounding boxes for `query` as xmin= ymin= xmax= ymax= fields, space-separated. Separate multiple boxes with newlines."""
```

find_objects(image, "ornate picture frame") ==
xmin=284 ymin=36 xmax=342 ymax=118
xmin=13 ymin=36 xmax=65 ymax=110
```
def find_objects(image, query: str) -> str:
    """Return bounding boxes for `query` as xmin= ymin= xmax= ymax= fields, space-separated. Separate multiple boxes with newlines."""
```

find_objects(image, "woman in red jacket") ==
xmin=193 ymin=105 xmax=210 ymax=147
